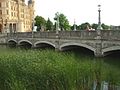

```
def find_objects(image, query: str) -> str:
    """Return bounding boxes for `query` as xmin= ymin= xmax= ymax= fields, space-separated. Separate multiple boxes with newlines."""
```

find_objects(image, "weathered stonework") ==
xmin=5 ymin=30 xmax=120 ymax=57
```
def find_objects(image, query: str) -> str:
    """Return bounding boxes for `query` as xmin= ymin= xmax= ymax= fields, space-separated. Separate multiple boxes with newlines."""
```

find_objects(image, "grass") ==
xmin=0 ymin=48 xmax=119 ymax=90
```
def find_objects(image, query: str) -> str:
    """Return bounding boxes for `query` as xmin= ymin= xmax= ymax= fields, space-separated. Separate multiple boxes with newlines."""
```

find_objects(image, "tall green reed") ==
xmin=0 ymin=48 xmax=119 ymax=90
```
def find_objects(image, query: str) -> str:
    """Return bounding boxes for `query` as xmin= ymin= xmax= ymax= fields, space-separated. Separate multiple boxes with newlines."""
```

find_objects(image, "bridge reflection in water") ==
xmin=6 ymin=30 xmax=120 ymax=57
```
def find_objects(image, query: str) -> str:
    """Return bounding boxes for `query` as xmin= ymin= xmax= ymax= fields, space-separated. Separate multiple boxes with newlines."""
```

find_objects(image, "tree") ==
xmin=54 ymin=13 xmax=70 ymax=31
xmin=35 ymin=16 xmax=46 ymax=31
xmin=53 ymin=22 xmax=56 ymax=31
xmin=92 ymin=23 xmax=98 ymax=30
xmin=79 ymin=22 xmax=91 ymax=30
xmin=71 ymin=24 xmax=78 ymax=30
xmin=101 ymin=23 xmax=110 ymax=30
xmin=91 ymin=23 xmax=110 ymax=30
xmin=46 ymin=18 xmax=53 ymax=31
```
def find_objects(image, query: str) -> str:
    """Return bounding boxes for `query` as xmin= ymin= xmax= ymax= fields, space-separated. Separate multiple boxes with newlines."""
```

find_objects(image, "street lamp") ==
xmin=55 ymin=12 xmax=59 ymax=37
xmin=97 ymin=4 xmax=102 ymax=30
xmin=74 ymin=19 xmax=76 ymax=31
xmin=32 ymin=16 xmax=34 ymax=38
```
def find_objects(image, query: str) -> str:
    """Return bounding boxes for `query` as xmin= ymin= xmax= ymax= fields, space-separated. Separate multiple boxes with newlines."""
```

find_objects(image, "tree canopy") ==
xmin=79 ymin=22 xmax=91 ymax=30
xmin=35 ymin=16 xmax=46 ymax=31
xmin=34 ymin=13 xmax=110 ymax=31
xmin=54 ymin=13 xmax=70 ymax=31
xmin=46 ymin=18 xmax=53 ymax=31
xmin=101 ymin=23 xmax=110 ymax=30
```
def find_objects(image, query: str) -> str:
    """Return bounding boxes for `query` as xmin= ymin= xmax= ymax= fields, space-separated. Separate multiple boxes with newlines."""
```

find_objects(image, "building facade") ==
xmin=0 ymin=0 xmax=34 ymax=33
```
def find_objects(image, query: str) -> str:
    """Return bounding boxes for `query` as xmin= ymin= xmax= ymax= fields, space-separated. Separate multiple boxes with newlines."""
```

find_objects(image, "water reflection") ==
xmin=64 ymin=46 xmax=120 ymax=90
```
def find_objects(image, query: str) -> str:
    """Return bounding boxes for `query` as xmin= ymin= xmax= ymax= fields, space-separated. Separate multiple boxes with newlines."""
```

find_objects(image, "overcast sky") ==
xmin=27 ymin=0 xmax=120 ymax=25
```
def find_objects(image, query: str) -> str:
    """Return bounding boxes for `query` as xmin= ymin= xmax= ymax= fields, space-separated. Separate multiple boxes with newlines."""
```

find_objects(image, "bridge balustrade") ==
xmin=7 ymin=31 xmax=98 ymax=40
xmin=33 ymin=31 xmax=56 ymax=38
xmin=7 ymin=30 xmax=120 ymax=41
xmin=59 ymin=31 xmax=97 ymax=39
xmin=7 ymin=32 xmax=32 ymax=38
xmin=101 ymin=30 xmax=120 ymax=40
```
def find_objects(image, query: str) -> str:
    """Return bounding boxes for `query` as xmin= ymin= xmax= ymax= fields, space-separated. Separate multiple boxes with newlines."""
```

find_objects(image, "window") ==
xmin=6 ymin=2 xmax=8 ymax=7
xmin=14 ymin=12 xmax=16 ymax=17
xmin=0 ymin=3 xmax=1 ymax=7
xmin=11 ymin=6 xmax=13 ymax=10
xmin=14 ymin=7 xmax=15 ymax=11
xmin=21 ymin=14 xmax=24 ymax=18
xmin=0 ymin=10 xmax=1 ymax=14
xmin=11 ymin=12 xmax=13 ymax=16
xmin=6 ymin=10 xmax=9 ymax=15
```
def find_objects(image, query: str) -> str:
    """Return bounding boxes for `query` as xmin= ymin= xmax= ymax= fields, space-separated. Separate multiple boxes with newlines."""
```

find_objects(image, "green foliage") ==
xmin=92 ymin=23 xmax=98 ymax=30
xmin=54 ymin=13 xmax=71 ymax=31
xmin=34 ymin=14 xmax=110 ymax=31
xmin=53 ymin=22 xmax=56 ymax=31
xmin=35 ymin=16 xmax=46 ymax=31
xmin=70 ymin=24 xmax=78 ymax=30
xmin=46 ymin=18 xmax=53 ymax=31
xmin=0 ymin=48 xmax=119 ymax=90
xmin=101 ymin=23 xmax=110 ymax=30
xmin=79 ymin=22 xmax=91 ymax=30
xmin=91 ymin=23 xmax=110 ymax=30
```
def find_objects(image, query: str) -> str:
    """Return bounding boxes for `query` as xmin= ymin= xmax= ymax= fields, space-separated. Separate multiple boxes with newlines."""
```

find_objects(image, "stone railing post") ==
xmin=94 ymin=43 xmax=103 ymax=57
xmin=94 ymin=30 xmax=103 ymax=57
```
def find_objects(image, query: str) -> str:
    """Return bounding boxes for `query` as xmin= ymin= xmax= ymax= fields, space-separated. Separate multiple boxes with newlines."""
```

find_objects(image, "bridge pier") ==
xmin=94 ymin=41 xmax=104 ymax=57
xmin=94 ymin=52 xmax=104 ymax=57
xmin=55 ymin=39 xmax=60 ymax=51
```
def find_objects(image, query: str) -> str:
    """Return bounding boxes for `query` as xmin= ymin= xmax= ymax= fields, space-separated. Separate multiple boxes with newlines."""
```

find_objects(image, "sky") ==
xmin=26 ymin=0 xmax=120 ymax=26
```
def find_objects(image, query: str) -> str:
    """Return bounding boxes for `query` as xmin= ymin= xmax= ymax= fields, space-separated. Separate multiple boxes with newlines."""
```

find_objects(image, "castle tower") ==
xmin=0 ymin=0 xmax=35 ymax=33
xmin=0 ymin=0 xmax=9 ymax=33
xmin=28 ymin=0 xmax=35 ymax=31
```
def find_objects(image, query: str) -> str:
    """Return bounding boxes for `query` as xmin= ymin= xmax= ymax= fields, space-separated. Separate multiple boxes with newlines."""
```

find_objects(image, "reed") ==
xmin=0 ymin=49 xmax=119 ymax=90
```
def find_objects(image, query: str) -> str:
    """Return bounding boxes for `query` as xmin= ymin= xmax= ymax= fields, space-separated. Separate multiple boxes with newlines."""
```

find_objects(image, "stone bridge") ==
xmin=6 ymin=30 xmax=120 ymax=57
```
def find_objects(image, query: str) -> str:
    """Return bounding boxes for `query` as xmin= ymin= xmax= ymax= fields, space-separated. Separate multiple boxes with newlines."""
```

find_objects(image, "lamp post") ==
xmin=55 ymin=12 xmax=59 ymax=38
xmin=74 ymin=19 xmax=76 ymax=31
xmin=32 ymin=16 xmax=34 ymax=38
xmin=97 ymin=4 xmax=102 ymax=30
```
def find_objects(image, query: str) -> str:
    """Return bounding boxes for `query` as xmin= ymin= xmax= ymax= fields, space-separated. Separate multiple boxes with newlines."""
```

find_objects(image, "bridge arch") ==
xmin=60 ymin=42 xmax=95 ymax=52
xmin=18 ymin=40 xmax=33 ymax=49
xmin=103 ymin=46 xmax=120 ymax=56
xmin=34 ymin=41 xmax=55 ymax=49
xmin=7 ymin=39 xmax=17 ymax=47
xmin=8 ymin=39 xmax=17 ymax=43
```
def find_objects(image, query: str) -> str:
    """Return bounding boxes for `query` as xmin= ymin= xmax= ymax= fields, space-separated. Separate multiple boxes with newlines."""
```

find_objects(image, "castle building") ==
xmin=0 ymin=0 xmax=34 ymax=33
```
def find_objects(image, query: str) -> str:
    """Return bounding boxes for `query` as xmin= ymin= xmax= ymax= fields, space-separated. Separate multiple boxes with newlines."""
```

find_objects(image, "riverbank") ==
xmin=0 ymin=48 xmax=119 ymax=90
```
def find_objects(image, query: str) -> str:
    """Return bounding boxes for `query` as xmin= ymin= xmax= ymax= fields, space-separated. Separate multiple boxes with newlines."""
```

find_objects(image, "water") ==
xmin=64 ymin=46 xmax=120 ymax=90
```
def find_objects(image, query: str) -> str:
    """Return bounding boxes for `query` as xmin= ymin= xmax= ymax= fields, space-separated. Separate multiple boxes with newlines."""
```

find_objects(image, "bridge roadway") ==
xmin=5 ymin=30 xmax=120 ymax=57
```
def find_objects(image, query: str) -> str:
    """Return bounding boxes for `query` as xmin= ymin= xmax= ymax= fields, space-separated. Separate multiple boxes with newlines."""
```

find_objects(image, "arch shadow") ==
xmin=8 ymin=39 xmax=17 ymax=48
xmin=60 ymin=43 xmax=95 ymax=52
xmin=34 ymin=41 xmax=55 ymax=49
xmin=103 ymin=46 xmax=120 ymax=57
xmin=18 ymin=40 xmax=33 ymax=49
xmin=60 ymin=43 xmax=95 ymax=56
